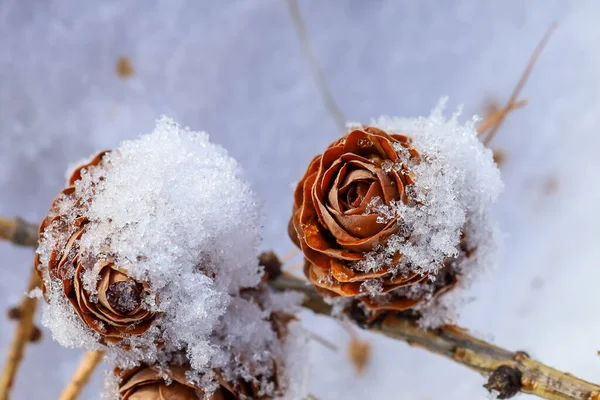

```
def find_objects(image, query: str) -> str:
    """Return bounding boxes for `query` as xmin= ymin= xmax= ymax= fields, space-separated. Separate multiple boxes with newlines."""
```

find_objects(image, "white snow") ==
xmin=363 ymin=100 xmax=502 ymax=273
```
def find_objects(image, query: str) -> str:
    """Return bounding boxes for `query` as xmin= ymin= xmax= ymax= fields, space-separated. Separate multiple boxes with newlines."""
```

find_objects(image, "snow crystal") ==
xmin=101 ymin=370 xmax=120 ymax=400
xmin=36 ymin=117 xmax=308 ymax=398
xmin=276 ymin=322 xmax=310 ymax=400
xmin=360 ymin=99 xmax=503 ymax=324
xmin=26 ymin=287 xmax=43 ymax=299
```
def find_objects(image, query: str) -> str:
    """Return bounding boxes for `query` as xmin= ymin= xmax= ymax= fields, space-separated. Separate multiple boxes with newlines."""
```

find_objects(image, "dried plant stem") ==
xmin=0 ymin=267 xmax=41 ymax=400
xmin=59 ymin=351 xmax=104 ymax=400
xmin=272 ymin=273 xmax=600 ymax=400
xmin=477 ymin=99 xmax=527 ymax=136
xmin=481 ymin=22 xmax=557 ymax=146
xmin=287 ymin=0 xmax=347 ymax=132
xmin=0 ymin=216 xmax=38 ymax=248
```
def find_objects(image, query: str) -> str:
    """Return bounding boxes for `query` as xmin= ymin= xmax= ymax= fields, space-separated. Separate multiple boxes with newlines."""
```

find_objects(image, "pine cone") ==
xmin=288 ymin=126 xmax=458 ymax=311
xmin=34 ymin=151 xmax=156 ymax=344
xmin=118 ymin=366 xmax=238 ymax=400
xmin=118 ymin=347 xmax=288 ymax=399
xmin=118 ymin=365 xmax=268 ymax=400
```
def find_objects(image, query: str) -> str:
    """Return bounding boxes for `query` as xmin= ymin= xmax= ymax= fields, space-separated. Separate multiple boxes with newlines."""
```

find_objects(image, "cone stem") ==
xmin=0 ymin=266 xmax=41 ymax=400
xmin=272 ymin=273 xmax=600 ymax=400
xmin=59 ymin=351 xmax=104 ymax=400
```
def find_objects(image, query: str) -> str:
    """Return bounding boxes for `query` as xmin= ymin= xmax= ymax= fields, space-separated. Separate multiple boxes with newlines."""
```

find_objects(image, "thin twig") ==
xmin=307 ymin=331 xmax=338 ymax=352
xmin=272 ymin=273 xmax=600 ymax=400
xmin=0 ymin=267 xmax=41 ymax=400
xmin=482 ymin=22 xmax=557 ymax=146
xmin=281 ymin=248 xmax=299 ymax=265
xmin=0 ymin=217 xmax=38 ymax=248
xmin=59 ymin=351 xmax=104 ymax=400
xmin=287 ymin=0 xmax=347 ymax=132
xmin=477 ymin=99 xmax=527 ymax=136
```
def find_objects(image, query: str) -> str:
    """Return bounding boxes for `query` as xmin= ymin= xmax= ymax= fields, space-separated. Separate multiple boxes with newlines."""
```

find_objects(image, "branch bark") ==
xmin=0 ymin=267 xmax=41 ymax=400
xmin=0 ymin=216 xmax=38 ymax=248
xmin=272 ymin=273 xmax=600 ymax=400
xmin=59 ymin=351 xmax=104 ymax=400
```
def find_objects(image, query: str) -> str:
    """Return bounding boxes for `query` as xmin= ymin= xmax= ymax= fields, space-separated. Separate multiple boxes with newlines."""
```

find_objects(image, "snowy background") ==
xmin=1 ymin=0 xmax=599 ymax=399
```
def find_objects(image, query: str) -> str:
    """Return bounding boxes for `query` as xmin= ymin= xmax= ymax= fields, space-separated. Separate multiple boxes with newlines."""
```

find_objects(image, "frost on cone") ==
xmin=34 ymin=151 xmax=156 ymax=345
xmin=289 ymin=103 xmax=502 ymax=323
xmin=34 ymin=118 xmax=309 ymax=399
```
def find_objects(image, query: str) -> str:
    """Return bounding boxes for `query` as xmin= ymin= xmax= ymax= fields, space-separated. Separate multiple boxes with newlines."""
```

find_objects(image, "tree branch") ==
xmin=59 ymin=351 xmax=104 ymax=400
xmin=271 ymin=273 xmax=600 ymax=400
xmin=3 ymin=215 xmax=596 ymax=400
xmin=0 ymin=266 xmax=41 ymax=400
xmin=0 ymin=216 xmax=38 ymax=248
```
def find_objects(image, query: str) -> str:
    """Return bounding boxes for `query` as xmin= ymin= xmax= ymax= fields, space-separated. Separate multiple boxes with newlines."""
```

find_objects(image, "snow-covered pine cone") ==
xmin=34 ymin=151 xmax=156 ymax=345
xmin=116 ymin=299 xmax=294 ymax=400
xmin=289 ymin=126 xmax=460 ymax=312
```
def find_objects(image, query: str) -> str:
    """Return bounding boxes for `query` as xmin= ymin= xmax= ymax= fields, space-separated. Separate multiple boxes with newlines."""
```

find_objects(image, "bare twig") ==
xmin=59 ymin=351 xmax=104 ymax=400
xmin=477 ymin=99 xmax=528 ymax=136
xmin=481 ymin=22 xmax=557 ymax=146
xmin=287 ymin=0 xmax=347 ymax=132
xmin=307 ymin=331 xmax=338 ymax=352
xmin=0 ymin=267 xmax=41 ymax=400
xmin=272 ymin=273 xmax=600 ymax=400
xmin=0 ymin=217 xmax=38 ymax=248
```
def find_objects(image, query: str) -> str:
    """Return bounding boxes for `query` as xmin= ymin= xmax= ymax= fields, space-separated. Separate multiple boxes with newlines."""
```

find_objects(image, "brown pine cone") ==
xmin=289 ymin=126 xmax=458 ymax=311
xmin=34 ymin=151 xmax=156 ymax=344
xmin=118 ymin=364 xmax=280 ymax=400
xmin=118 ymin=365 xmax=241 ymax=400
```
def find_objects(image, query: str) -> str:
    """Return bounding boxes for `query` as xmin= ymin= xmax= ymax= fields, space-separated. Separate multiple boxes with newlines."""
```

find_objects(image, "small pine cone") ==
xmin=118 ymin=364 xmax=279 ymax=400
xmin=288 ymin=126 xmax=459 ymax=311
xmin=34 ymin=151 xmax=156 ymax=344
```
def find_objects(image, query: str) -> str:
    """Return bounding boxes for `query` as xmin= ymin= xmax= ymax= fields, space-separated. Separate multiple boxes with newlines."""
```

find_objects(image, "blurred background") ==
xmin=1 ymin=0 xmax=599 ymax=398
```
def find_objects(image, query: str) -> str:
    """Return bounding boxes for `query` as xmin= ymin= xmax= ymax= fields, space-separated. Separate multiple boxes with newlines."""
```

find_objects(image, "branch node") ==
xmin=514 ymin=351 xmax=530 ymax=361
xmin=484 ymin=365 xmax=523 ymax=399
xmin=6 ymin=307 xmax=21 ymax=321
xmin=454 ymin=347 xmax=469 ymax=361
xmin=29 ymin=326 xmax=42 ymax=343
xmin=520 ymin=376 xmax=538 ymax=392
xmin=587 ymin=391 xmax=600 ymax=400
xmin=258 ymin=251 xmax=283 ymax=280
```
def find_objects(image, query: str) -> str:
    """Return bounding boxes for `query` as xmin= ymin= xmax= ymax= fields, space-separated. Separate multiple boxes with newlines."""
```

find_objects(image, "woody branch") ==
xmin=0 ymin=217 xmax=40 ymax=400
xmin=3 ymin=217 xmax=600 ymax=400
xmin=0 ymin=216 xmax=38 ymax=248
xmin=271 ymin=273 xmax=600 ymax=400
